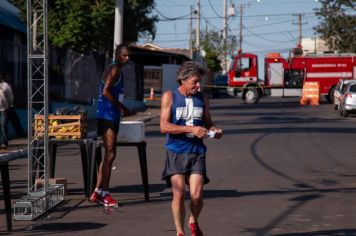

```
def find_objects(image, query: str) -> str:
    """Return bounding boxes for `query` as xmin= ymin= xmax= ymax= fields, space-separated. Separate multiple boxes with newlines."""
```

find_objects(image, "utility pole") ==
xmin=314 ymin=36 xmax=317 ymax=53
xmin=293 ymin=13 xmax=308 ymax=47
xmin=223 ymin=0 xmax=227 ymax=42
xmin=223 ymin=0 xmax=228 ymax=72
xmin=195 ymin=0 xmax=200 ymax=50
xmin=239 ymin=3 xmax=243 ymax=54
xmin=114 ymin=0 xmax=124 ymax=58
xmin=205 ymin=19 xmax=208 ymax=42
xmin=222 ymin=0 xmax=235 ymax=72
xmin=189 ymin=5 xmax=193 ymax=59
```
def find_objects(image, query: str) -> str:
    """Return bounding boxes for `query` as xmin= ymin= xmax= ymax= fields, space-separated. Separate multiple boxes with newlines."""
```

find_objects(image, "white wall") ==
xmin=302 ymin=37 xmax=330 ymax=54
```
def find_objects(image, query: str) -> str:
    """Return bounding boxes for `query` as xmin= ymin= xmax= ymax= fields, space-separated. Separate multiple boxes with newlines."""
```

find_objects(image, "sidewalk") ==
xmin=0 ymin=99 xmax=166 ymax=234
xmin=0 ymin=99 xmax=161 ymax=157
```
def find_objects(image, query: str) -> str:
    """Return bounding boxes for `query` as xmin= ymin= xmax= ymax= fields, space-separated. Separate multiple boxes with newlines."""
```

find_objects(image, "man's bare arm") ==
xmin=203 ymin=95 xmax=223 ymax=139
xmin=160 ymin=91 xmax=207 ymax=138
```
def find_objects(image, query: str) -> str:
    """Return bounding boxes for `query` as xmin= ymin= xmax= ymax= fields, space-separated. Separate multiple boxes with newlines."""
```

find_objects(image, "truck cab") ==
xmin=228 ymin=53 xmax=263 ymax=103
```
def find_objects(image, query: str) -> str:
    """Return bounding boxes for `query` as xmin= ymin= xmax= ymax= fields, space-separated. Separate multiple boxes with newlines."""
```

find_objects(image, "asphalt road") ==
xmin=2 ymin=96 xmax=356 ymax=236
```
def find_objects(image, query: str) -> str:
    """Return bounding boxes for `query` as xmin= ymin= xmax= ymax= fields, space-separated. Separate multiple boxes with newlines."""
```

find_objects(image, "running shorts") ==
xmin=161 ymin=150 xmax=210 ymax=187
xmin=97 ymin=118 xmax=119 ymax=136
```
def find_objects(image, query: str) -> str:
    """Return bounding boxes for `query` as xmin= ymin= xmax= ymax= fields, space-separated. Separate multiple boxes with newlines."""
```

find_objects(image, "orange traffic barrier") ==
xmin=300 ymin=81 xmax=320 ymax=105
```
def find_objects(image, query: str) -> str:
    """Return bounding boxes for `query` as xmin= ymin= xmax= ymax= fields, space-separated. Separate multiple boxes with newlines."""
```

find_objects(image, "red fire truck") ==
xmin=228 ymin=47 xmax=356 ymax=103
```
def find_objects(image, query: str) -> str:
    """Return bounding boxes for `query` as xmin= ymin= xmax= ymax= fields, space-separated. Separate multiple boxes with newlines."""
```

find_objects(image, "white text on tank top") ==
xmin=175 ymin=97 xmax=203 ymax=138
xmin=185 ymin=98 xmax=194 ymax=137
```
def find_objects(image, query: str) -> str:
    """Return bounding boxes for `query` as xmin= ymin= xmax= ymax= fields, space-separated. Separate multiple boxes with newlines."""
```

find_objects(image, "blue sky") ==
xmin=140 ymin=0 xmax=321 ymax=55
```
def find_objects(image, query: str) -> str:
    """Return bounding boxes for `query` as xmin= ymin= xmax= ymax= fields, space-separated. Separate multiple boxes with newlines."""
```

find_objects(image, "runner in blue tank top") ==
xmin=90 ymin=44 xmax=135 ymax=208
xmin=96 ymin=69 xmax=124 ymax=122
xmin=165 ymin=88 xmax=207 ymax=154
xmin=160 ymin=61 xmax=223 ymax=236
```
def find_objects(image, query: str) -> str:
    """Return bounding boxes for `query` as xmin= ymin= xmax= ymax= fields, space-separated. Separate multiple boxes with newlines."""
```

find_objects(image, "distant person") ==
xmin=5 ymin=74 xmax=25 ymax=137
xmin=160 ymin=61 xmax=223 ymax=236
xmin=0 ymin=71 xmax=14 ymax=149
xmin=90 ymin=44 xmax=135 ymax=207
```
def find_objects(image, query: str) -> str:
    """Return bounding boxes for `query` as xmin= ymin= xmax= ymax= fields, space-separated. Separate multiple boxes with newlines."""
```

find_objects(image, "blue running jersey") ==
xmin=96 ymin=71 xmax=123 ymax=123
xmin=165 ymin=88 xmax=207 ymax=153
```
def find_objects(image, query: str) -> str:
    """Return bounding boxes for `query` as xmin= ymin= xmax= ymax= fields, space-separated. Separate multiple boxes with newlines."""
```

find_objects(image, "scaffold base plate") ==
xmin=14 ymin=184 xmax=65 ymax=221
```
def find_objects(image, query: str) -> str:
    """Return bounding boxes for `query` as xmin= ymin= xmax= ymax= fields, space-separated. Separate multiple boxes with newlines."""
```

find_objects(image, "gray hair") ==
xmin=176 ymin=61 xmax=206 ymax=84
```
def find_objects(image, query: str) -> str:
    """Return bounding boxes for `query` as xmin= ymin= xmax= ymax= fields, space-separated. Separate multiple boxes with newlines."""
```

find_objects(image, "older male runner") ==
xmin=160 ymin=61 xmax=223 ymax=236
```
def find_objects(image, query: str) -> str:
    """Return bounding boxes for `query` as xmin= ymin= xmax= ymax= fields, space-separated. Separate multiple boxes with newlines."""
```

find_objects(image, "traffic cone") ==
xmin=149 ymin=87 xmax=155 ymax=100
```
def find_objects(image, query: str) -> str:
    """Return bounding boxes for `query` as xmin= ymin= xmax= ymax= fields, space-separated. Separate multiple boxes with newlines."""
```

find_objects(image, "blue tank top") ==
xmin=165 ymin=88 xmax=207 ymax=154
xmin=96 ymin=70 xmax=124 ymax=123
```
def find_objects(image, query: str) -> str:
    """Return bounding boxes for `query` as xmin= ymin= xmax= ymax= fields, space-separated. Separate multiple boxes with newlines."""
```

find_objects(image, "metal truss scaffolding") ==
xmin=14 ymin=0 xmax=63 ymax=221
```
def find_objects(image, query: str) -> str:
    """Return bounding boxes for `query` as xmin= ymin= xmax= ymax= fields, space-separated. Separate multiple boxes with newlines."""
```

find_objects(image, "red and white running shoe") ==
xmin=189 ymin=222 xmax=203 ymax=236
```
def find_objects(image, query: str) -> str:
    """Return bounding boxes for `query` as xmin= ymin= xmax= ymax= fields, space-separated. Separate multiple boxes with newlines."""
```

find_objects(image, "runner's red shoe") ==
xmin=102 ymin=193 xmax=118 ymax=207
xmin=89 ymin=191 xmax=102 ymax=203
xmin=189 ymin=222 xmax=203 ymax=236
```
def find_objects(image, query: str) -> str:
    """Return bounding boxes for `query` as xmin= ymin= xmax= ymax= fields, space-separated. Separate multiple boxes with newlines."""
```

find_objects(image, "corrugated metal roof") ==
xmin=0 ymin=3 xmax=26 ymax=33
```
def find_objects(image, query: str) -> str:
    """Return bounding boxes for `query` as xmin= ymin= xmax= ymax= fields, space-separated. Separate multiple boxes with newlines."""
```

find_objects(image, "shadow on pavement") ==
xmin=22 ymin=222 xmax=106 ymax=235
xmin=272 ymin=229 xmax=356 ymax=236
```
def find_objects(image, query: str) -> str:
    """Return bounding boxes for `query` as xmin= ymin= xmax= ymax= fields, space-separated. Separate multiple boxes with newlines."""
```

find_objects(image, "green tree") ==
xmin=203 ymin=48 xmax=222 ymax=72
xmin=314 ymin=0 xmax=356 ymax=52
xmin=198 ymin=29 xmax=237 ymax=72
xmin=124 ymin=0 xmax=158 ymax=43
xmin=200 ymin=29 xmax=237 ymax=57
xmin=10 ymin=0 xmax=158 ymax=54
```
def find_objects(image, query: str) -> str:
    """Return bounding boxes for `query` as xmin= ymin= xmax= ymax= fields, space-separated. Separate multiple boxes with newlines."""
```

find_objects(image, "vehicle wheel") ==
xmin=338 ymin=105 xmax=349 ymax=117
xmin=325 ymin=95 xmax=332 ymax=103
xmin=326 ymin=87 xmax=335 ymax=104
xmin=244 ymin=88 xmax=260 ymax=104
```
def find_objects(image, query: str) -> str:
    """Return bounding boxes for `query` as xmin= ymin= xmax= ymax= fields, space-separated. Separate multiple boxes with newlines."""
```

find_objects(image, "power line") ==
xmin=207 ymin=0 xmax=223 ymax=18
xmin=156 ymin=13 xmax=317 ymax=22
xmin=154 ymin=25 xmax=315 ymax=41
xmin=157 ymin=16 xmax=223 ymax=21
xmin=156 ymin=32 xmax=190 ymax=36
xmin=150 ymin=0 xmax=321 ymax=51
xmin=201 ymin=13 xmax=221 ymax=32
xmin=153 ymin=6 xmax=191 ymax=21
xmin=242 ymin=27 xmax=315 ymax=37
xmin=233 ymin=15 xmax=317 ymax=31
xmin=156 ymin=0 xmax=320 ymax=7
xmin=243 ymin=40 xmax=278 ymax=49
xmin=153 ymin=39 xmax=189 ymax=43
xmin=154 ymin=27 xmax=315 ymax=40
xmin=244 ymin=12 xmax=315 ymax=18
xmin=243 ymin=27 xmax=296 ymax=43
xmin=249 ymin=47 xmax=292 ymax=54
xmin=159 ymin=0 xmax=190 ymax=7
xmin=240 ymin=19 xmax=298 ymax=29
